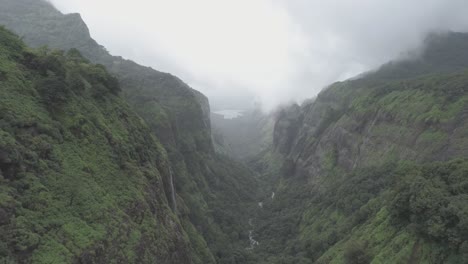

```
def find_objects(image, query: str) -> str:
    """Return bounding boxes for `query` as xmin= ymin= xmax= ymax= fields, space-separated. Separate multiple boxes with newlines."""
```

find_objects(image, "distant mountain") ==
xmin=211 ymin=109 xmax=274 ymax=160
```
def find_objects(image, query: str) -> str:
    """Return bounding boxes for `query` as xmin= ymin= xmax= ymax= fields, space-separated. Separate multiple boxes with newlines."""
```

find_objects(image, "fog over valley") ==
xmin=2 ymin=0 xmax=468 ymax=263
xmin=49 ymin=0 xmax=468 ymax=111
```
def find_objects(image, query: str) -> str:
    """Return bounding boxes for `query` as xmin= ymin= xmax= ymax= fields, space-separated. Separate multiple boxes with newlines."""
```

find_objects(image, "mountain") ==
xmin=0 ymin=26 xmax=193 ymax=263
xmin=211 ymin=109 xmax=275 ymax=161
xmin=0 ymin=0 xmax=212 ymax=154
xmin=249 ymin=32 xmax=468 ymax=263
xmin=2 ymin=1 xmax=468 ymax=263
xmin=0 ymin=1 xmax=260 ymax=263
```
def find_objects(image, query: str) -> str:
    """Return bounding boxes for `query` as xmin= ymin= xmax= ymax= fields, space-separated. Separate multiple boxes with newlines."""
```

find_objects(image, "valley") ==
xmin=0 ymin=1 xmax=468 ymax=263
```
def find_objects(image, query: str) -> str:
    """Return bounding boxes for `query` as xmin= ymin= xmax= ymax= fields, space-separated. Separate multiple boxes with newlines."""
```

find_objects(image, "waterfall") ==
xmin=247 ymin=218 xmax=259 ymax=250
xmin=169 ymin=167 xmax=177 ymax=213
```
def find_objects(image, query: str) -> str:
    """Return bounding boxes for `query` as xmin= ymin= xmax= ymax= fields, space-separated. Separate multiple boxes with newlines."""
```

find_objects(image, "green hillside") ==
xmin=249 ymin=32 xmax=468 ymax=263
xmin=0 ymin=1 xmax=262 ymax=262
xmin=1 ymin=1 xmax=468 ymax=264
xmin=0 ymin=27 xmax=196 ymax=263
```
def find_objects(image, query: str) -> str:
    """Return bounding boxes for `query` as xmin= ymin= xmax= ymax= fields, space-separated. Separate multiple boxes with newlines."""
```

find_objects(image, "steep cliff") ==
xmin=0 ymin=27 xmax=193 ymax=263
xmin=3 ymin=1 xmax=468 ymax=263
xmin=278 ymin=34 xmax=468 ymax=179
xmin=0 ymin=0 xmax=213 ymax=155
xmin=0 ymin=1 xmax=259 ymax=263
xmin=211 ymin=109 xmax=275 ymax=160
xmin=251 ymin=32 xmax=468 ymax=263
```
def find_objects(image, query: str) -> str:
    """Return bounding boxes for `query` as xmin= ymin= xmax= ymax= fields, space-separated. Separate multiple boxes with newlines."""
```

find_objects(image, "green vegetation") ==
xmin=250 ymin=159 xmax=468 ymax=263
xmin=242 ymin=29 xmax=468 ymax=263
xmin=2 ymin=1 xmax=468 ymax=264
xmin=0 ymin=2 xmax=262 ymax=262
xmin=391 ymin=160 xmax=468 ymax=253
xmin=0 ymin=27 xmax=195 ymax=263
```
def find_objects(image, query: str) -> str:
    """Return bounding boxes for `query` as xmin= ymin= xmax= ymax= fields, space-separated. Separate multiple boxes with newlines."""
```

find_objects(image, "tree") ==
xmin=35 ymin=74 xmax=69 ymax=108
xmin=344 ymin=241 xmax=371 ymax=264
xmin=66 ymin=48 xmax=89 ymax=63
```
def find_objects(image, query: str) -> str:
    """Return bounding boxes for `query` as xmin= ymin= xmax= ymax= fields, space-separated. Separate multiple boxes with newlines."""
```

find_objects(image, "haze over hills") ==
xmin=33 ymin=0 xmax=468 ymax=111
xmin=0 ymin=0 xmax=468 ymax=264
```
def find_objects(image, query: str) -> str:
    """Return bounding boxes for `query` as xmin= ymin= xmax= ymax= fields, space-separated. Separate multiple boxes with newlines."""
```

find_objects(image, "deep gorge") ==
xmin=1 ymin=0 xmax=468 ymax=263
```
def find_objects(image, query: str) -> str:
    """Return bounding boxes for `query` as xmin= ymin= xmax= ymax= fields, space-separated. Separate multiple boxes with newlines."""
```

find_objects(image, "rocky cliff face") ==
xmin=0 ymin=1 xmax=259 ymax=263
xmin=0 ymin=0 xmax=213 ymax=155
xmin=276 ymin=34 xmax=468 ymax=181
xmin=0 ymin=27 xmax=192 ymax=263
xmin=211 ymin=109 xmax=275 ymax=161
xmin=273 ymin=104 xmax=303 ymax=156
xmin=3 ymin=1 xmax=468 ymax=263
xmin=250 ymin=32 xmax=468 ymax=263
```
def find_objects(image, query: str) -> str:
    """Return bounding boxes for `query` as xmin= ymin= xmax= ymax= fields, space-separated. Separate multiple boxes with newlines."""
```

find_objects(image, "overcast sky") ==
xmin=49 ymin=0 xmax=468 ymax=111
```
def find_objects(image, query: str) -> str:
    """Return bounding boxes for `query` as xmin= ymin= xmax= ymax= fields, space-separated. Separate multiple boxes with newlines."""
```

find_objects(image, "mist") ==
xmin=49 ymin=0 xmax=468 ymax=111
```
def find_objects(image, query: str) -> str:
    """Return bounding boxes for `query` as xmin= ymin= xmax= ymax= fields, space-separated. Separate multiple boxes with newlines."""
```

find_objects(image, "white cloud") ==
xmin=50 ymin=0 xmax=468 ymax=111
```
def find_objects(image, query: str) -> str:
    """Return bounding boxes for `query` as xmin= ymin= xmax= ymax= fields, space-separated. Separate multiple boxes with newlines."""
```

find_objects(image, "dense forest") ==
xmin=1 ymin=0 xmax=468 ymax=263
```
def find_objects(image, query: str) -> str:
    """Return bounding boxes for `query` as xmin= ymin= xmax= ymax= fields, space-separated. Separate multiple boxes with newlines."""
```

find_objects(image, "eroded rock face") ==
xmin=0 ymin=0 xmax=214 ymax=156
xmin=277 ymin=91 xmax=468 ymax=182
xmin=251 ymin=32 xmax=468 ymax=264
xmin=273 ymin=104 xmax=303 ymax=156
xmin=272 ymin=33 xmax=468 ymax=181
xmin=0 ymin=2 xmax=259 ymax=263
xmin=0 ymin=27 xmax=195 ymax=262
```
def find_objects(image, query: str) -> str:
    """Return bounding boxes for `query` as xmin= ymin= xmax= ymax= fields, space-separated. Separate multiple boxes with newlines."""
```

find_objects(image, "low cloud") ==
xmin=50 ymin=0 xmax=468 ymax=111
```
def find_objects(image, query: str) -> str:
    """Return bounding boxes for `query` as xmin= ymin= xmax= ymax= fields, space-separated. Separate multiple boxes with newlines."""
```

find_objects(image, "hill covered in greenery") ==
xmin=0 ymin=26 xmax=198 ymax=263
xmin=0 ymin=1 xmax=260 ymax=262
xmin=248 ymin=31 xmax=468 ymax=263
xmin=2 ymin=1 xmax=468 ymax=264
xmin=0 ymin=0 xmax=264 ymax=263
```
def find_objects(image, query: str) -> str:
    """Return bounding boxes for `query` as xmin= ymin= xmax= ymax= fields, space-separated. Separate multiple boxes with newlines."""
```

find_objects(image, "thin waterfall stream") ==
xmin=169 ymin=167 xmax=177 ymax=212
xmin=246 ymin=191 xmax=276 ymax=250
xmin=247 ymin=218 xmax=260 ymax=250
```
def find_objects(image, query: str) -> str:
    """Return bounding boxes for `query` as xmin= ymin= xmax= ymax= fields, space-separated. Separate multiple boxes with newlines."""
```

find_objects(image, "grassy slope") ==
xmin=0 ymin=28 xmax=195 ymax=263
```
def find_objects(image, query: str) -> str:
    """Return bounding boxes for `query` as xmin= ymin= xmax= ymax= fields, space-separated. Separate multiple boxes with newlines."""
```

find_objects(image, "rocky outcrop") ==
xmin=274 ymin=33 xmax=468 ymax=181
xmin=250 ymin=31 xmax=468 ymax=264
xmin=273 ymin=104 xmax=303 ymax=156
xmin=0 ymin=1 xmax=259 ymax=263
xmin=0 ymin=0 xmax=213 ymax=155
xmin=0 ymin=28 xmax=193 ymax=263
xmin=211 ymin=108 xmax=276 ymax=160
